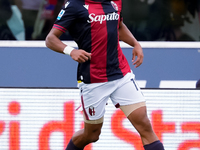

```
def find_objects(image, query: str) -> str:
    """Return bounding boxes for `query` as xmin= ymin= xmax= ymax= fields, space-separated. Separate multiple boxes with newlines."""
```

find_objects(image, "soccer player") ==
xmin=45 ymin=0 xmax=165 ymax=149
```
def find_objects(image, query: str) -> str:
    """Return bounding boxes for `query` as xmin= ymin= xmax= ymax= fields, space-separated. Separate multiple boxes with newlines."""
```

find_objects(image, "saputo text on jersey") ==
xmin=87 ymin=12 xmax=119 ymax=24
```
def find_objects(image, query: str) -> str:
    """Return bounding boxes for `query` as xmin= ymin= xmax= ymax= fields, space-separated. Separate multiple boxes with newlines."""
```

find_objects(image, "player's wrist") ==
xmin=63 ymin=46 xmax=75 ymax=55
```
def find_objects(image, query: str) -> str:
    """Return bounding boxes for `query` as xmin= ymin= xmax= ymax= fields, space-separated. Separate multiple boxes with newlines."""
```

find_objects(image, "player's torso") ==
xmin=57 ymin=0 xmax=130 ymax=83
xmin=66 ymin=0 xmax=122 ymax=51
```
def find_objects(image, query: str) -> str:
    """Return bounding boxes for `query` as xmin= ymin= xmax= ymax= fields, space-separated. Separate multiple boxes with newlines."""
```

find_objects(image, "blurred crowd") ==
xmin=0 ymin=0 xmax=200 ymax=41
xmin=0 ymin=0 xmax=71 ymax=40
xmin=122 ymin=0 xmax=200 ymax=41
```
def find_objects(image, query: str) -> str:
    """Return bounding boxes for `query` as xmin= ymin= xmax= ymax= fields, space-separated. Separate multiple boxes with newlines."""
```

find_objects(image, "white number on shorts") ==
xmin=131 ymin=78 xmax=138 ymax=91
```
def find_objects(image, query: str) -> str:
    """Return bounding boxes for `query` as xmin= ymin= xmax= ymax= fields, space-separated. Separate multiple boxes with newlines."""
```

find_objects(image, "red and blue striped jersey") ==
xmin=53 ymin=0 xmax=131 ymax=83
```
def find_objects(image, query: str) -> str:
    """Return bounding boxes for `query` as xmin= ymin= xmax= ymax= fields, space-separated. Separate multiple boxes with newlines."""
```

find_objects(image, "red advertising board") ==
xmin=0 ymin=88 xmax=200 ymax=150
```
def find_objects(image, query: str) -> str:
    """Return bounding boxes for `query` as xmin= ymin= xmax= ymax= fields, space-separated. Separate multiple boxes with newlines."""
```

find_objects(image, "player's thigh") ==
xmin=84 ymin=121 xmax=103 ymax=134
xmin=83 ymin=119 xmax=103 ymax=141
xmin=126 ymin=105 xmax=158 ymax=145
xmin=127 ymin=106 xmax=152 ymax=133
xmin=72 ymin=121 xmax=103 ymax=144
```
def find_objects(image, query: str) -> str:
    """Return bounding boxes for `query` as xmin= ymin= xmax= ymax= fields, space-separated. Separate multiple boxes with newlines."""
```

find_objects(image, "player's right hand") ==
xmin=70 ymin=49 xmax=91 ymax=63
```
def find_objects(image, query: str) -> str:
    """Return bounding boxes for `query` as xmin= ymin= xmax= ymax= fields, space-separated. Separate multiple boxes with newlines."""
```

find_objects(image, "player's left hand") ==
xmin=132 ymin=44 xmax=144 ymax=68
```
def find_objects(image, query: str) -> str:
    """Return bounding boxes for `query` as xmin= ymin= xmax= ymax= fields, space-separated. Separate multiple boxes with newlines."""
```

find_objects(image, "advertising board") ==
xmin=0 ymin=88 xmax=199 ymax=150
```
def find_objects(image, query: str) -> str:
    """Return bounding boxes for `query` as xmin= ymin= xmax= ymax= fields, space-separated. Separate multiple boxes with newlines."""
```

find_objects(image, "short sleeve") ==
xmin=53 ymin=1 xmax=76 ymax=32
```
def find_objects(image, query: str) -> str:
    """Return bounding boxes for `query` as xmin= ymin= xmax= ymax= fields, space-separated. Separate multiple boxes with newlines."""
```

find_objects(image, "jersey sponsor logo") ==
xmin=111 ymin=1 xmax=118 ymax=11
xmin=83 ymin=4 xmax=89 ymax=10
xmin=65 ymin=2 xmax=70 ymax=8
xmin=57 ymin=9 xmax=65 ymax=20
xmin=87 ymin=12 xmax=119 ymax=24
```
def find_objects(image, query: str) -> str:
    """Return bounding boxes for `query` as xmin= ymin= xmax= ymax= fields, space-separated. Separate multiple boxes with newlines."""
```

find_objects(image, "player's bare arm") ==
xmin=118 ymin=21 xmax=144 ymax=68
xmin=45 ymin=28 xmax=91 ymax=63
